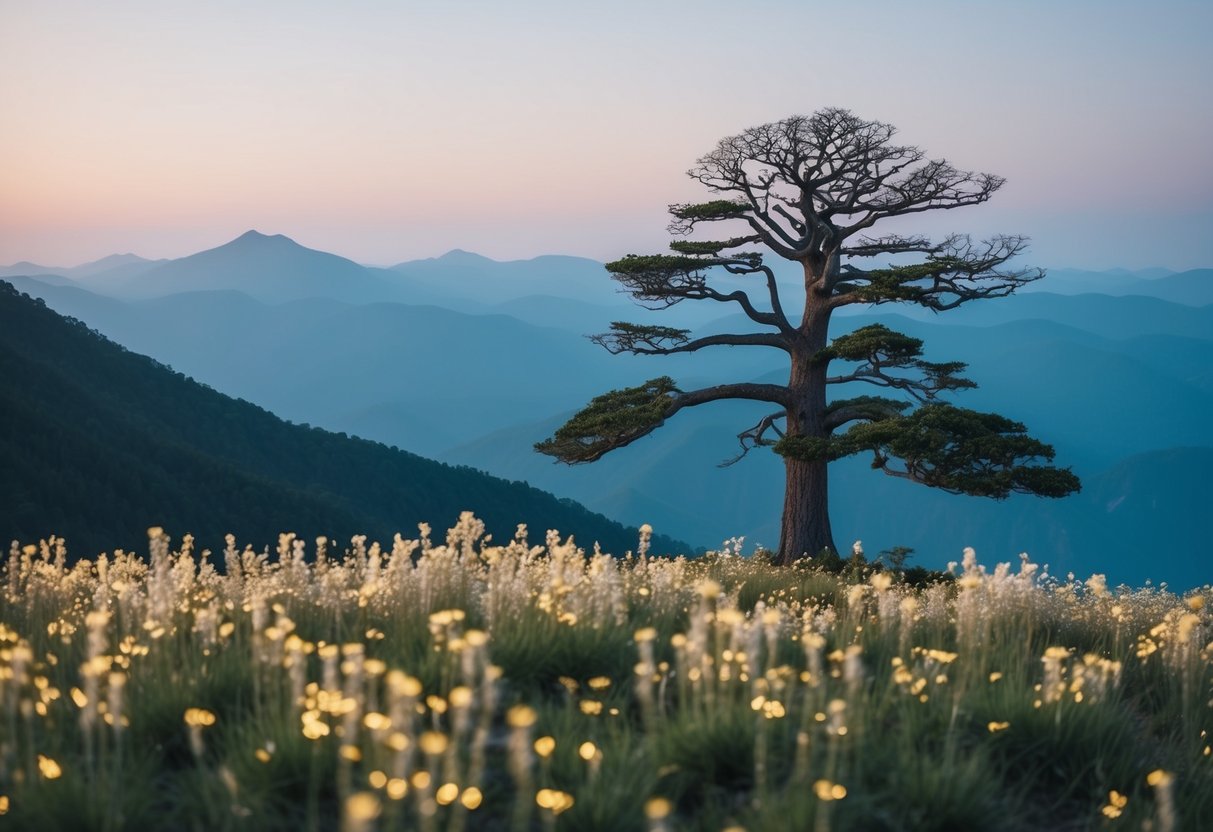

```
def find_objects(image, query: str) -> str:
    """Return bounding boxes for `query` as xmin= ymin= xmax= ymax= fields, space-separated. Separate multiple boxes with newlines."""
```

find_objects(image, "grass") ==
xmin=0 ymin=518 xmax=1209 ymax=831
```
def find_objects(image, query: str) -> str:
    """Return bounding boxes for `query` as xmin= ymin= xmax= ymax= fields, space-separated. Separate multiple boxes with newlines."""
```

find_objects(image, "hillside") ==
xmin=0 ymin=281 xmax=685 ymax=557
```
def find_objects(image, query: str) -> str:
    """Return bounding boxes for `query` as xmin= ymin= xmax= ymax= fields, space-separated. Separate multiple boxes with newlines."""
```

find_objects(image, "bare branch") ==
xmin=720 ymin=410 xmax=786 ymax=467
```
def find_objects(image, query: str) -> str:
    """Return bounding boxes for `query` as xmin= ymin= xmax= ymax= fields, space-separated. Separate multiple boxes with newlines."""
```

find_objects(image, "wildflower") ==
xmin=460 ymin=787 xmax=483 ymax=810
xmin=645 ymin=796 xmax=674 ymax=819
xmin=534 ymin=736 xmax=556 ymax=758
xmin=987 ymin=721 xmax=1010 ymax=733
xmin=344 ymin=792 xmax=381 ymax=827
xmin=813 ymin=779 xmax=847 ymax=801
xmin=506 ymin=705 xmax=537 ymax=728
xmin=1101 ymin=790 xmax=1128 ymax=819
xmin=579 ymin=741 xmax=599 ymax=761
xmin=419 ymin=731 xmax=449 ymax=756
xmin=536 ymin=789 xmax=575 ymax=815
xmin=37 ymin=755 xmax=62 ymax=779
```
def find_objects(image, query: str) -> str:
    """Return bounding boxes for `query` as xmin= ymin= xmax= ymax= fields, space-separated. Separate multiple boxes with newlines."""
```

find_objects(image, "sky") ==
xmin=2 ymin=0 xmax=1211 ymax=270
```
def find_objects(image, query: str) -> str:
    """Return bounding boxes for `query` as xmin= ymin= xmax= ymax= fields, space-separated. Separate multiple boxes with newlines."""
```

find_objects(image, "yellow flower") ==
xmin=37 ymin=755 xmax=62 ymax=779
xmin=184 ymin=708 xmax=217 ymax=727
xmin=987 ymin=721 xmax=1010 ymax=733
xmin=506 ymin=705 xmax=537 ymax=728
xmin=344 ymin=792 xmax=381 ymax=822
xmin=1147 ymin=769 xmax=1173 ymax=787
xmin=579 ymin=741 xmax=599 ymax=761
xmin=645 ymin=797 xmax=673 ymax=819
xmin=1101 ymin=789 xmax=1128 ymax=818
xmin=419 ymin=731 xmax=449 ymax=756
xmin=536 ymin=789 xmax=575 ymax=815
xmin=813 ymin=779 xmax=846 ymax=801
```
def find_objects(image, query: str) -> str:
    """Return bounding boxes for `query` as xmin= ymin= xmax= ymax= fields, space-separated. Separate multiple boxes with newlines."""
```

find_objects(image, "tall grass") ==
xmin=0 ymin=519 xmax=1209 ymax=830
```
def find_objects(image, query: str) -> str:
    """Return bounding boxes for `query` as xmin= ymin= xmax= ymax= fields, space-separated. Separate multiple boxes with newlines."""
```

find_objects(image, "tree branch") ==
xmin=536 ymin=377 xmax=788 ymax=464
xmin=591 ymin=323 xmax=788 ymax=356
xmin=822 ymin=324 xmax=976 ymax=402
xmin=720 ymin=410 xmax=786 ymax=467
xmin=833 ymin=403 xmax=1082 ymax=498
xmin=829 ymin=235 xmax=1043 ymax=309
xmin=605 ymin=254 xmax=788 ymax=329
xmin=822 ymin=396 xmax=910 ymax=432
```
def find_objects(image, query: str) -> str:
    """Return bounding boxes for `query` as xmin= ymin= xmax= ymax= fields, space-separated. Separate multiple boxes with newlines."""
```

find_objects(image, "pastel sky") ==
xmin=2 ymin=0 xmax=1211 ymax=270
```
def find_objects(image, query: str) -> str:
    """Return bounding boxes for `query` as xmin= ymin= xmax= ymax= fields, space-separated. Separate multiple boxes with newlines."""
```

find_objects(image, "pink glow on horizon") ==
xmin=2 ymin=1 xmax=1210 ymax=270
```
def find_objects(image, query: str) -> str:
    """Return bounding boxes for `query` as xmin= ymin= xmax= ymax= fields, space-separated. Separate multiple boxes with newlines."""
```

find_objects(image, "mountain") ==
xmin=85 ymin=231 xmax=400 ymax=302
xmin=0 ymin=253 xmax=165 ymax=280
xmin=871 ymin=290 xmax=1213 ymax=340
xmin=5 ymin=277 xmax=660 ymax=458
xmin=1020 ymin=267 xmax=1213 ymax=306
xmin=0 ymin=281 xmax=686 ymax=558
xmin=0 ymin=261 xmax=59 ymax=278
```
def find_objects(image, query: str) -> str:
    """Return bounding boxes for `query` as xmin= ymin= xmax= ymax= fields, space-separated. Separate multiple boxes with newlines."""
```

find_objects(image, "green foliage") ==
xmin=837 ymin=262 xmax=950 ymax=303
xmin=598 ymin=322 xmax=690 ymax=349
xmin=668 ymin=238 xmax=751 ymax=255
xmin=825 ymin=396 xmax=911 ymax=422
xmin=535 ymin=377 xmax=680 ymax=464
xmin=878 ymin=545 xmax=915 ymax=572
xmin=838 ymin=403 xmax=1082 ymax=498
xmin=603 ymin=254 xmax=715 ymax=276
xmin=825 ymin=323 xmax=925 ymax=362
xmin=667 ymin=200 xmax=749 ymax=221
xmin=771 ymin=435 xmax=849 ymax=463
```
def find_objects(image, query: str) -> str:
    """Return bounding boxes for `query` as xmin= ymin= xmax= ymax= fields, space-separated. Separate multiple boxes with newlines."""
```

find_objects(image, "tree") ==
xmin=536 ymin=109 xmax=1080 ymax=564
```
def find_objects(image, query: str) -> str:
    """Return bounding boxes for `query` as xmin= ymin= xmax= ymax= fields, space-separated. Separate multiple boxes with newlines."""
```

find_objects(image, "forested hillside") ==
xmin=0 ymin=281 xmax=685 ymax=557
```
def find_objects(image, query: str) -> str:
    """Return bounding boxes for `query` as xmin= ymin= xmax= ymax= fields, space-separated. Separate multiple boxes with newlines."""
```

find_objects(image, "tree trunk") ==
xmin=775 ymin=256 xmax=837 ymax=565
xmin=778 ymin=454 xmax=836 ymax=565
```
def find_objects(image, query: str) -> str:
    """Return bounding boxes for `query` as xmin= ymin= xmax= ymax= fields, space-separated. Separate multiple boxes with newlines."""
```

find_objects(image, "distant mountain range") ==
xmin=4 ymin=232 xmax=1210 ymax=587
xmin=0 ymin=281 xmax=686 ymax=558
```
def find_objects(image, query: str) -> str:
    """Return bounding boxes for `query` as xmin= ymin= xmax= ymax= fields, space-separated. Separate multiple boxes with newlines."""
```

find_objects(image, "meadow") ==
xmin=0 ymin=515 xmax=1209 ymax=831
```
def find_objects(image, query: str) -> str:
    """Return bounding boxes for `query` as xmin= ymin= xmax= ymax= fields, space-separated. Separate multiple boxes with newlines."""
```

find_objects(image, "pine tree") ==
xmin=537 ymin=109 xmax=1080 ymax=563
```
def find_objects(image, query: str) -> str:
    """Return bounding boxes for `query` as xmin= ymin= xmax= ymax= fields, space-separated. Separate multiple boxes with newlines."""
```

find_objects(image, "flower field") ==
xmin=0 ymin=514 xmax=1210 ymax=831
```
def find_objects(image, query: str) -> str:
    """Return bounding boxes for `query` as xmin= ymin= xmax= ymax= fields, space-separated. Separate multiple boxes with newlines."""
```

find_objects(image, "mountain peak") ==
xmin=232 ymin=229 xmax=291 ymax=245
xmin=437 ymin=249 xmax=494 ymax=264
